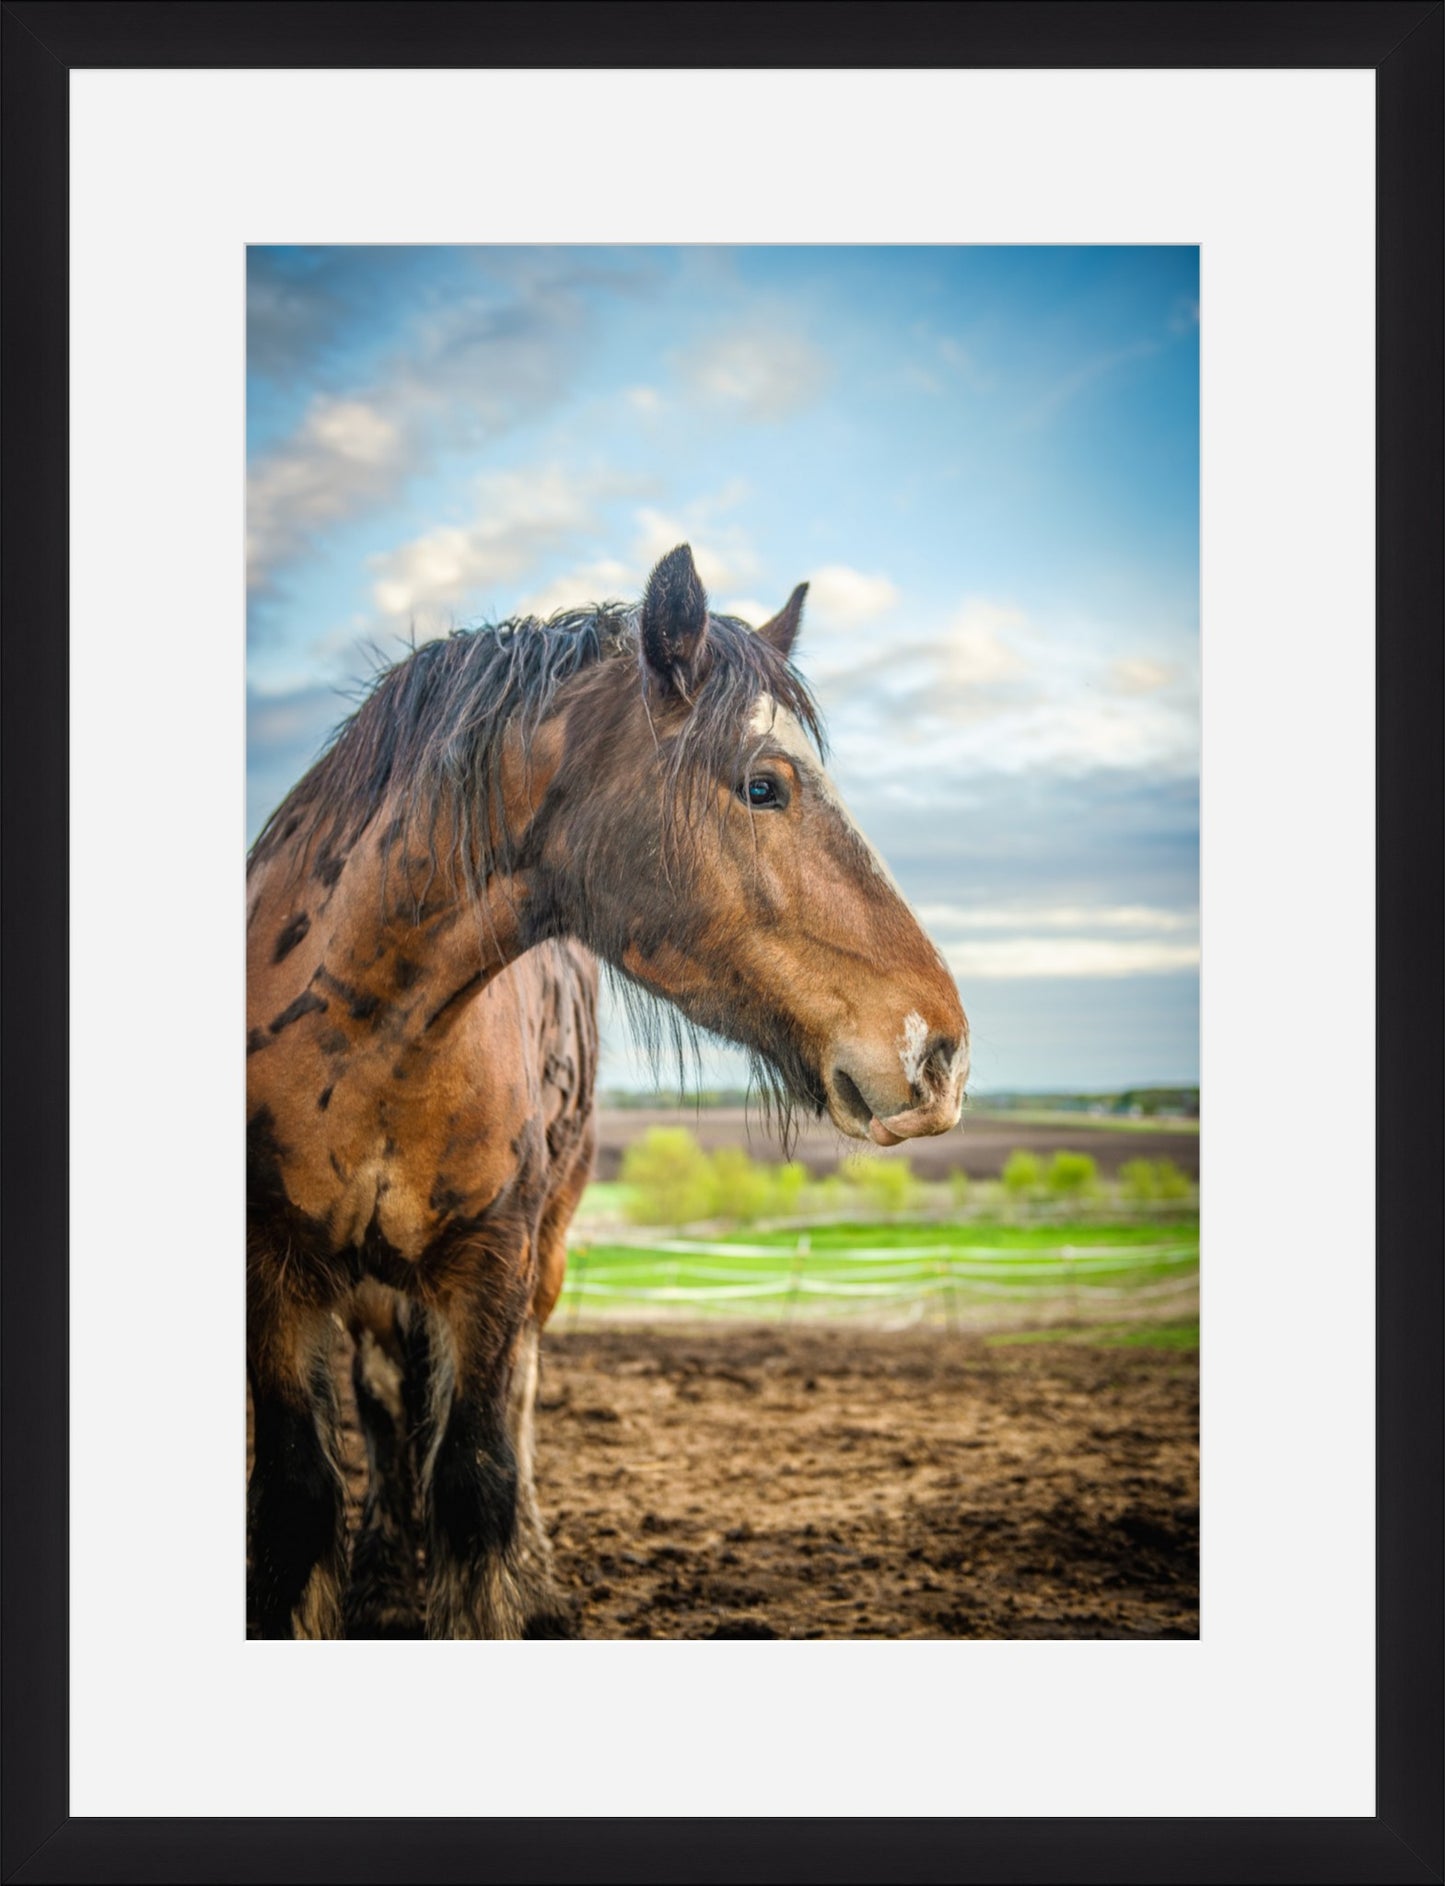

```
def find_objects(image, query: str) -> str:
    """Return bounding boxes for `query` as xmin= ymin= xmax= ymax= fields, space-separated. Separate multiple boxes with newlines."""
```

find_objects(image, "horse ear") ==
xmin=756 ymin=582 xmax=808 ymax=660
xmin=640 ymin=544 xmax=709 ymax=693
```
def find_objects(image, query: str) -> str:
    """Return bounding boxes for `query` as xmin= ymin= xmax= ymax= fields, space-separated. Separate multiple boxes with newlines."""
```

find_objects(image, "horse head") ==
xmin=533 ymin=545 xmax=969 ymax=1146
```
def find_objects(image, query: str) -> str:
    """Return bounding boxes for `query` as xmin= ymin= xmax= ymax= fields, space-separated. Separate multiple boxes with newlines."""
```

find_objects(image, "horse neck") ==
xmin=257 ymin=793 xmax=544 ymax=1047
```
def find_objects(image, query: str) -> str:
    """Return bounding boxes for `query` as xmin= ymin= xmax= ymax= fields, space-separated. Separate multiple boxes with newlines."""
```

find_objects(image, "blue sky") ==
xmin=247 ymin=245 xmax=1199 ymax=1092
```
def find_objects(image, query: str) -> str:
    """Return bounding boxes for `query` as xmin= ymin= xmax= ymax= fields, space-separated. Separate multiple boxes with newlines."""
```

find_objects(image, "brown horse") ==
xmin=246 ymin=544 xmax=968 ymax=1638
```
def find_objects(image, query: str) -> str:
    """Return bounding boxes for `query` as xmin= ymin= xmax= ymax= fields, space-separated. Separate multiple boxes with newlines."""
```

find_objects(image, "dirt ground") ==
xmin=592 ymin=1107 xmax=1200 ymax=1185
xmin=315 ymin=1323 xmax=1199 ymax=1640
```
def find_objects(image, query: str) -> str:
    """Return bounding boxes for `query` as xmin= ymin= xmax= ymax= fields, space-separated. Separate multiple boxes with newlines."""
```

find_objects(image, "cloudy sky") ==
xmin=248 ymin=245 xmax=1199 ymax=1092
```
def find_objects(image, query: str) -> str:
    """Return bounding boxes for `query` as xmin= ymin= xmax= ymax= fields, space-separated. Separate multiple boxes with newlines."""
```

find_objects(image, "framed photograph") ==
xmin=242 ymin=235 xmax=1205 ymax=1653
xmin=3 ymin=4 xmax=1439 ymax=1882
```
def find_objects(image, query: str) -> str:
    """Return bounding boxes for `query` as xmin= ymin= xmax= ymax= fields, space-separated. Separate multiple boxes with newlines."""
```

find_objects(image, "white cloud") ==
xmin=1110 ymin=657 xmax=1175 ymax=695
xmin=920 ymin=901 xmax=1199 ymax=980
xmin=362 ymin=477 xmax=769 ymax=641
xmin=247 ymin=261 xmax=624 ymax=592
xmin=942 ymin=599 xmax=1030 ymax=687
xmin=814 ymin=589 xmax=1198 ymax=783
xmin=807 ymin=565 xmax=900 ymax=629
xmin=515 ymin=558 xmax=636 ymax=622
xmin=942 ymin=937 xmax=1200 ymax=980
xmin=919 ymin=903 xmax=1196 ymax=935
xmin=789 ymin=567 xmax=902 ymax=683
xmin=626 ymin=385 xmax=663 ymax=414
xmin=718 ymin=598 xmax=772 ymax=627
xmin=370 ymin=467 xmax=627 ymax=625
xmin=677 ymin=326 xmax=828 ymax=420
xmin=248 ymin=396 xmax=405 ymax=589
xmin=808 ymin=593 xmax=1029 ymax=707
xmin=914 ymin=694 xmax=1197 ymax=777
xmin=823 ymin=682 xmax=1198 ymax=790
xmin=633 ymin=507 xmax=758 ymax=595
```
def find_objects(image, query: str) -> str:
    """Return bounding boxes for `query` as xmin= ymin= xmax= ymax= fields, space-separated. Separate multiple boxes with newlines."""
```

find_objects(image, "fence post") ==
xmin=786 ymin=1232 xmax=810 ymax=1321
xmin=940 ymin=1253 xmax=958 ymax=1334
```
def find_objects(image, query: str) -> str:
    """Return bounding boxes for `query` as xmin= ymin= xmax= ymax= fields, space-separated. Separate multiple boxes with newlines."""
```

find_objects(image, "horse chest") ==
xmin=260 ymin=1020 xmax=559 ymax=1285
xmin=286 ymin=1101 xmax=523 ymax=1269
xmin=325 ymin=1141 xmax=438 ymax=1266
xmin=247 ymin=891 xmax=596 ymax=1290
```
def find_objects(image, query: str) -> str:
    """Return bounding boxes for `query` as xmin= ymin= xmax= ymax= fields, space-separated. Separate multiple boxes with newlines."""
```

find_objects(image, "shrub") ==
xmin=1153 ymin=1157 xmax=1192 ymax=1200
xmin=1046 ymin=1150 xmax=1098 ymax=1198
xmin=1118 ymin=1157 xmax=1192 ymax=1203
xmin=872 ymin=1158 xmax=918 ymax=1215
xmin=1001 ymin=1149 xmax=1044 ymax=1197
xmin=1118 ymin=1157 xmax=1158 ymax=1201
xmin=841 ymin=1152 xmax=917 ymax=1215
xmin=838 ymin=1152 xmax=869 ymax=1193
xmin=621 ymin=1127 xmax=716 ymax=1225
xmin=769 ymin=1160 xmax=809 ymax=1216
xmin=708 ymin=1146 xmax=772 ymax=1224
xmin=812 ymin=1173 xmax=846 ymax=1214
xmin=948 ymin=1168 xmax=971 ymax=1210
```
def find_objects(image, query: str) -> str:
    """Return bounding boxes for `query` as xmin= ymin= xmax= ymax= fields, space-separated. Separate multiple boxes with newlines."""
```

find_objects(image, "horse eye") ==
xmin=740 ymin=775 xmax=784 ymax=809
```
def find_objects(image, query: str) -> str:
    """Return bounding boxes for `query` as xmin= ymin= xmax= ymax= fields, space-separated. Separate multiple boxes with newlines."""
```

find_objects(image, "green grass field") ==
xmin=558 ymin=1208 xmax=1199 ymax=1332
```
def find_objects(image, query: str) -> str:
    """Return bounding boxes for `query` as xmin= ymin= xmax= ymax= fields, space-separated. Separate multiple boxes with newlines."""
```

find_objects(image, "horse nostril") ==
xmin=832 ymin=1067 xmax=875 ymax=1131
xmin=925 ymin=1036 xmax=962 ymax=1084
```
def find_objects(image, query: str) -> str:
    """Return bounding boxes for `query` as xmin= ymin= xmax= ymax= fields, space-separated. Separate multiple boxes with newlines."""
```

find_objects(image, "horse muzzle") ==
xmin=864 ymin=1094 xmax=964 ymax=1146
xmin=824 ymin=1027 xmax=968 ymax=1144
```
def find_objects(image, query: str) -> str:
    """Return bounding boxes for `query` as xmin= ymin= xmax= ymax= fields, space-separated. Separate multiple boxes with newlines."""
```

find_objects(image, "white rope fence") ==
xmin=558 ymin=1237 xmax=1199 ymax=1329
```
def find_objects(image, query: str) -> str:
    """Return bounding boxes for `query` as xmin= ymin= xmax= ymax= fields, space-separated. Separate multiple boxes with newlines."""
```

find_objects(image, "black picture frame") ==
xmin=3 ymin=4 xmax=1439 ymax=1881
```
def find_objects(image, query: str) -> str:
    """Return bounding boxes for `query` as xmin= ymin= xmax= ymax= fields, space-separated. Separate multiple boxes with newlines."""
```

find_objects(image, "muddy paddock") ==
xmin=310 ymin=1323 xmax=1199 ymax=1640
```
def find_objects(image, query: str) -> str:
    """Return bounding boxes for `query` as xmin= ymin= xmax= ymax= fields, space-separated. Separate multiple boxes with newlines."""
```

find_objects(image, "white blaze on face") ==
xmin=746 ymin=694 xmax=905 ymax=894
xmin=899 ymin=1009 xmax=930 ymax=1088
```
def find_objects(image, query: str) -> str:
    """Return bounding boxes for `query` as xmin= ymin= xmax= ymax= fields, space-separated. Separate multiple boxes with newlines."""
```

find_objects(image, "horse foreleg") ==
xmin=345 ymin=1284 xmax=426 ymax=1638
xmin=420 ymin=1186 xmax=584 ymax=1639
xmin=506 ymin=1139 xmax=590 ymax=1636
xmin=507 ymin=1318 xmax=574 ymax=1637
xmin=423 ymin=1341 xmax=529 ymax=1641
xmin=247 ymin=1267 xmax=346 ymax=1640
